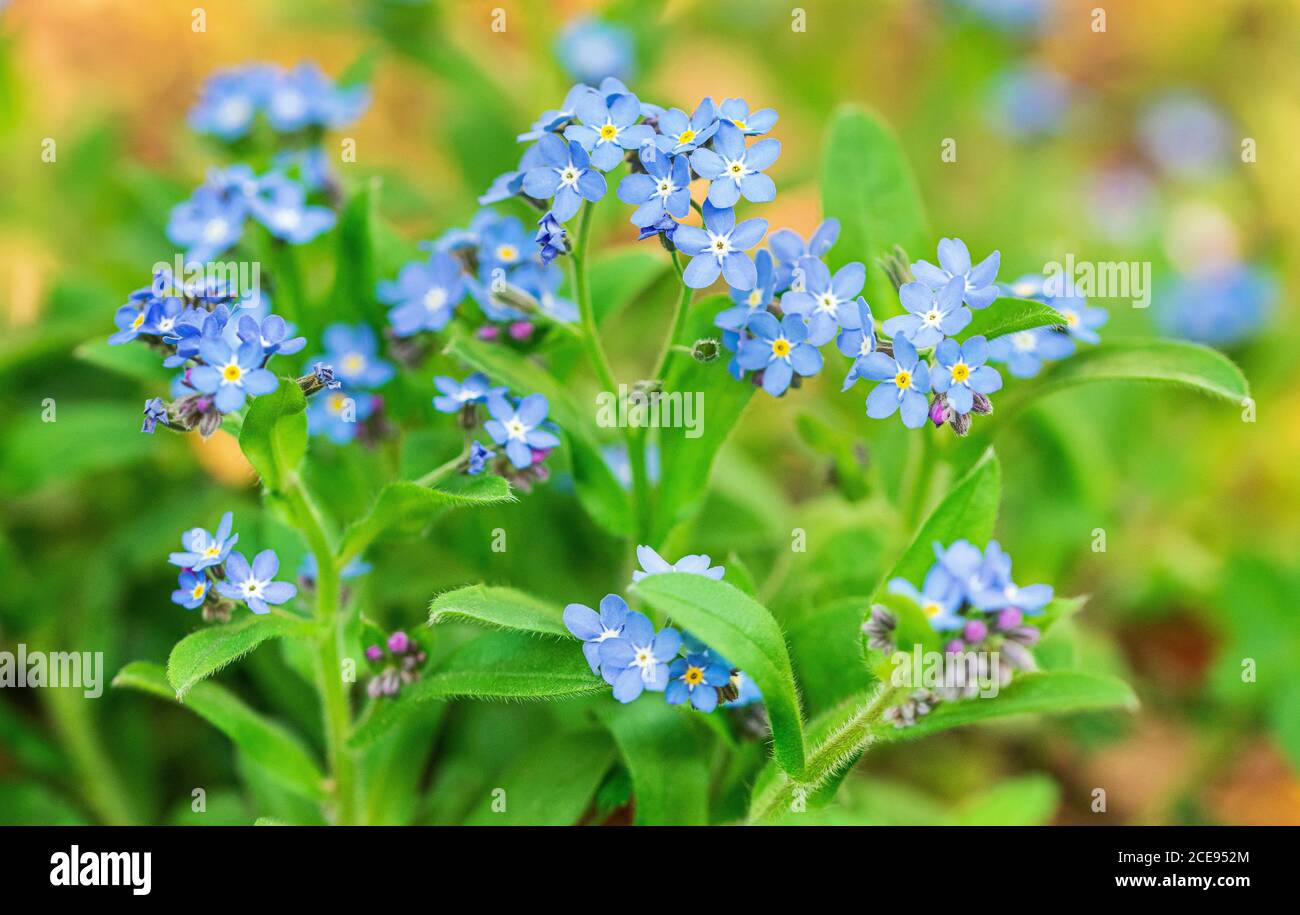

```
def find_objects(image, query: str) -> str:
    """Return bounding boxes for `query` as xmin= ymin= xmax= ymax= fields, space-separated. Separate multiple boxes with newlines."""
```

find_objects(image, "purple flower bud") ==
xmin=508 ymin=321 xmax=534 ymax=341
xmin=477 ymin=325 xmax=502 ymax=341
xmin=365 ymin=645 xmax=384 ymax=663
xmin=944 ymin=638 xmax=965 ymax=654
xmin=530 ymin=447 xmax=551 ymax=466
xmin=962 ymin=619 xmax=988 ymax=643
xmin=929 ymin=396 xmax=947 ymax=426
xmin=387 ymin=631 xmax=410 ymax=654
xmin=996 ymin=608 xmax=1024 ymax=630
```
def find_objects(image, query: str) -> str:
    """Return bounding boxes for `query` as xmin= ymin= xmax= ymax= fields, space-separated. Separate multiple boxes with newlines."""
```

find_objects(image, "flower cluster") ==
xmin=113 ymin=266 xmax=319 ymax=437
xmin=563 ymin=546 xmax=761 ymax=714
xmin=364 ymin=630 xmax=429 ymax=699
xmin=432 ymin=373 xmax=562 ymax=489
xmin=168 ymin=165 xmax=336 ymax=264
xmin=188 ymin=62 xmax=370 ymax=141
xmin=168 ymin=512 xmax=297 ymax=622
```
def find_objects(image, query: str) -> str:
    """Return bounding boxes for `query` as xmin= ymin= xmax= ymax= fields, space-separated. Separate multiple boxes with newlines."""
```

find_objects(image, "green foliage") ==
xmin=338 ymin=474 xmax=514 ymax=565
xmin=594 ymin=697 xmax=712 ymax=825
xmin=167 ymin=613 xmax=317 ymax=698
xmin=633 ymin=573 xmax=806 ymax=776
xmin=428 ymin=584 xmax=568 ymax=637
xmin=239 ymin=377 xmax=308 ymax=493
xmin=961 ymin=298 xmax=1066 ymax=341
xmin=821 ymin=105 xmax=929 ymax=308
xmin=462 ymin=729 xmax=614 ymax=825
xmin=113 ymin=661 xmax=325 ymax=800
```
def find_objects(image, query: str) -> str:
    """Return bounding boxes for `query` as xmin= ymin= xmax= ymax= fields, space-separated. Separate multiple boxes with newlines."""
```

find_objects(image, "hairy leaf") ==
xmin=960 ymin=297 xmax=1065 ymax=342
xmin=347 ymin=631 xmax=603 ymax=748
xmin=338 ymin=474 xmax=514 ymax=565
xmin=633 ymin=573 xmax=806 ymax=776
xmin=113 ymin=661 xmax=324 ymax=799
xmin=167 ymin=614 xmax=317 ymax=698
xmin=238 ymin=378 xmax=308 ymax=493
xmin=428 ymin=584 xmax=568 ymax=637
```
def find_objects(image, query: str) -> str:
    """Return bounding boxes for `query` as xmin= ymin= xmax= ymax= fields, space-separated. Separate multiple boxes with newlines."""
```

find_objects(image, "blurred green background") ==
xmin=0 ymin=0 xmax=1297 ymax=825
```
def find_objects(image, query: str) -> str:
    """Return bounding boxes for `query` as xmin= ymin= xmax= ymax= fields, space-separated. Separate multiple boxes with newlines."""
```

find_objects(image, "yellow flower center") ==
xmin=771 ymin=338 xmax=792 ymax=358
xmin=728 ymin=162 xmax=744 ymax=174
xmin=894 ymin=369 xmax=912 ymax=389
xmin=328 ymin=393 xmax=347 ymax=413
xmin=922 ymin=601 xmax=942 ymax=618
xmin=1064 ymin=311 xmax=1080 ymax=326
xmin=678 ymin=128 xmax=696 ymax=144
xmin=733 ymin=119 xmax=748 ymax=131
xmin=747 ymin=289 xmax=762 ymax=306
xmin=204 ymin=545 xmax=221 ymax=557
xmin=191 ymin=583 xmax=206 ymax=599
xmin=343 ymin=353 xmax=365 ymax=374
xmin=951 ymin=362 xmax=970 ymax=383
xmin=222 ymin=363 xmax=243 ymax=383
xmin=496 ymin=244 xmax=518 ymax=262
xmin=599 ymin=123 xmax=618 ymax=141
xmin=131 ymin=312 xmax=147 ymax=329
xmin=684 ymin=665 xmax=705 ymax=685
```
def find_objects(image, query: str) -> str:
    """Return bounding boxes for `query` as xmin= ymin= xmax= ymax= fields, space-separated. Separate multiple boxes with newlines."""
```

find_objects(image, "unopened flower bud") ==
xmin=365 ymin=645 xmax=384 ymax=663
xmin=387 ymin=631 xmax=410 ymax=654
xmin=996 ymin=608 xmax=1024 ymax=630
xmin=962 ymin=619 xmax=988 ymax=643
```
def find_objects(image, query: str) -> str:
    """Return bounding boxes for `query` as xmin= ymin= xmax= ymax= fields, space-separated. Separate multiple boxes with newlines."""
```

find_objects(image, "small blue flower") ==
xmin=534 ymin=212 xmax=568 ymax=265
xmin=968 ymin=541 xmax=1053 ymax=614
xmin=171 ymin=570 xmax=211 ymax=611
xmin=169 ymin=511 xmax=238 ymax=571
xmin=1049 ymin=294 xmax=1108 ymax=345
xmin=236 ymin=313 xmax=306 ymax=357
xmin=479 ymin=142 xmax=546 ymax=206
xmin=522 ymin=134 xmax=608 ymax=222
xmin=555 ymin=17 xmax=635 ymax=86
xmin=108 ymin=302 xmax=155 ymax=346
xmin=636 ymin=212 xmax=678 ymax=243
xmin=769 ymin=219 xmax=840 ymax=291
xmin=666 ymin=654 xmax=732 ymax=712
xmin=563 ymin=88 xmax=655 ymax=172
xmin=673 ymin=202 xmax=768 ymax=290
xmin=653 ymin=98 xmax=719 ymax=154
xmin=167 ymin=182 xmax=248 ymax=265
xmin=888 ymin=564 xmax=965 ymax=632
xmin=617 ymin=145 xmax=691 ymax=228
xmin=717 ymin=97 xmax=778 ymax=137
xmin=987 ymin=327 xmax=1074 ymax=378
xmin=166 ymin=305 xmax=232 ymax=367
xmin=273 ymin=146 xmax=334 ymax=192
xmin=477 ymin=215 xmax=531 ymax=273
xmin=779 ymin=256 xmax=866 ymax=346
xmin=189 ymin=338 xmax=279 ymax=413
xmin=1155 ymin=263 xmax=1274 ymax=346
xmin=912 ymin=238 xmax=1002 ymax=310
xmin=379 ymin=252 xmax=466 ymax=337
xmin=715 ymin=249 xmax=775 ymax=332
xmin=216 ymin=549 xmax=298 ymax=615
xmin=859 ymin=335 xmax=932 ymax=429
xmin=564 ymin=593 xmax=631 ymax=676
xmin=188 ymin=66 xmax=271 ymax=139
xmin=142 ymin=397 xmax=167 ymax=434
xmin=597 ymin=611 xmax=681 ymax=703
xmin=679 ymin=633 xmax=763 ymax=707
xmin=307 ymin=385 xmax=374 ymax=443
xmin=837 ymin=297 xmax=878 ymax=391
xmin=248 ymin=174 xmax=336 ymax=244
xmin=517 ymin=84 xmax=592 ymax=143
xmin=931 ymin=336 xmax=1002 ymax=415
xmin=882 ymin=277 xmax=971 ymax=349
xmin=432 ymin=372 xmax=498 ymax=414
xmin=736 ymin=311 xmax=823 ymax=397
xmin=484 ymin=393 xmax=561 ymax=468
xmin=467 ymin=441 xmax=495 ymax=475
xmin=510 ymin=262 xmax=579 ymax=323
xmin=688 ymin=123 xmax=780 ymax=209
xmin=263 ymin=63 xmax=369 ymax=131
xmin=631 ymin=545 xmax=724 ymax=583
xmin=314 ymin=324 xmax=394 ymax=389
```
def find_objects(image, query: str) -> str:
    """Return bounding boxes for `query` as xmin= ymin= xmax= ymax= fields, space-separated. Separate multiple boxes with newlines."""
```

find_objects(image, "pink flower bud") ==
xmin=365 ymin=645 xmax=384 ymax=663
xmin=962 ymin=619 xmax=988 ymax=643
xmin=508 ymin=321 xmax=534 ymax=341
xmin=996 ymin=608 xmax=1024 ymax=630
xmin=387 ymin=631 xmax=410 ymax=654
xmin=477 ymin=325 xmax=502 ymax=341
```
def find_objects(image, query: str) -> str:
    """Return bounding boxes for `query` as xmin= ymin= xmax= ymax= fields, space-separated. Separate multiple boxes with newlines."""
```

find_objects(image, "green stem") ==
xmin=651 ymin=251 xmax=693 ymax=383
xmin=902 ymin=429 xmax=937 ymax=530
xmin=283 ymin=477 xmax=356 ymax=826
xmin=414 ymin=443 xmax=471 ymax=488
xmin=569 ymin=201 xmax=617 ymax=394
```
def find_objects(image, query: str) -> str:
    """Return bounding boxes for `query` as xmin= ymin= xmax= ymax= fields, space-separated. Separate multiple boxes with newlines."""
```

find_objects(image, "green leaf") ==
xmin=1 ymin=402 xmax=158 ymax=495
xmin=329 ymin=180 xmax=383 ymax=326
xmin=113 ymin=661 xmax=324 ymax=799
xmin=960 ymin=297 xmax=1065 ymax=342
xmin=167 ymin=614 xmax=317 ymax=698
xmin=74 ymin=337 xmax=174 ymax=384
xmin=884 ymin=670 xmax=1138 ymax=743
xmin=594 ymin=697 xmax=712 ymax=825
xmin=953 ymin=773 xmax=1061 ymax=826
xmin=347 ymin=631 xmax=603 ymax=749
xmin=588 ymin=247 xmax=672 ymax=326
xmin=1007 ymin=339 xmax=1251 ymax=410
xmin=428 ymin=584 xmax=568 ymax=637
xmin=633 ymin=574 xmax=806 ymax=776
xmin=462 ymin=729 xmax=615 ymax=825
xmin=238 ymin=377 xmax=308 ymax=492
xmin=338 ymin=474 xmax=514 ymax=565
xmin=821 ymin=105 xmax=929 ymax=307
xmin=654 ymin=323 xmax=756 ymax=542
xmin=446 ymin=333 xmax=632 ymax=536
xmin=878 ymin=448 xmax=1001 ymax=594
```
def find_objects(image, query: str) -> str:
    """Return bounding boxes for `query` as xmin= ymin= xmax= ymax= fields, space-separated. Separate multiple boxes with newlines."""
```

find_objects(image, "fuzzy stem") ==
xmin=283 ymin=477 xmax=356 ymax=826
